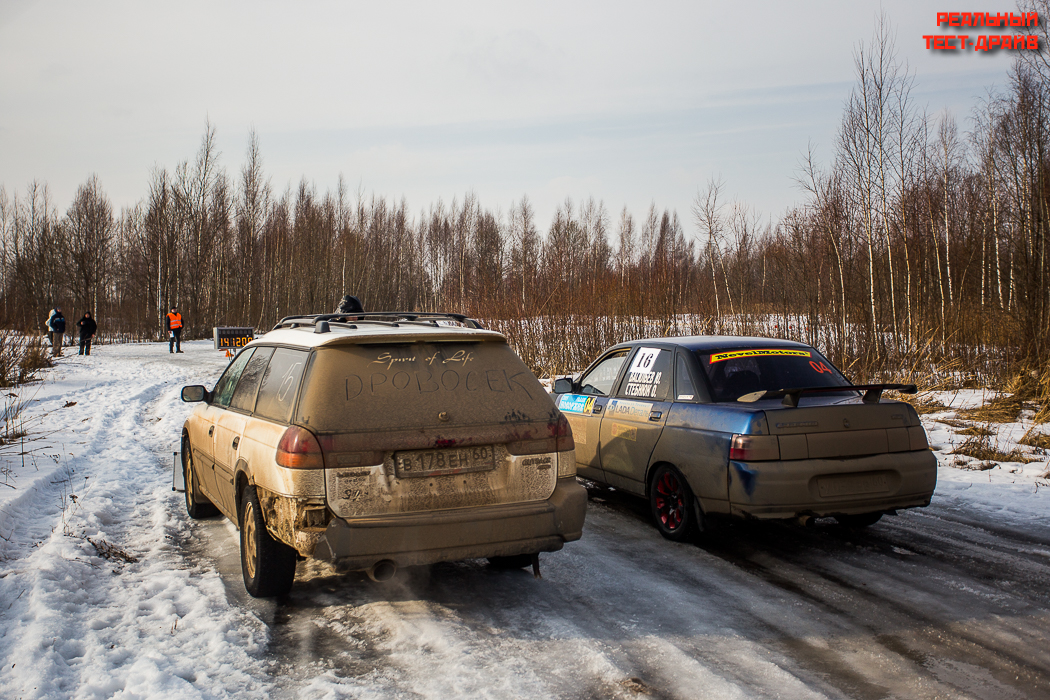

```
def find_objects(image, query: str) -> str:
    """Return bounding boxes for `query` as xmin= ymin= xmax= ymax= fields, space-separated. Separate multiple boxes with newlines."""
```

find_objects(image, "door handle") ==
xmin=649 ymin=411 xmax=662 ymax=421
xmin=592 ymin=405 xmax=603 ymax=414
xmin=208 ymin=426 xmax=214 ymax=437
xmin=232 ymin=437 xmax=239 ymax=450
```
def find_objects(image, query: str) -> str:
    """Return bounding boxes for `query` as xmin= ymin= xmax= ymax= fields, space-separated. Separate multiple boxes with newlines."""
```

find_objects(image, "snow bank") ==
xmin=920 ymin=390 xmax=1049 ymax=528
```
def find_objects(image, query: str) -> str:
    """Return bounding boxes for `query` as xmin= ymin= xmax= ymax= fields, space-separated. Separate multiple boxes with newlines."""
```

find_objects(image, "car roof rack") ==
xmin=272 ymin=311 xmax=485 ymax=332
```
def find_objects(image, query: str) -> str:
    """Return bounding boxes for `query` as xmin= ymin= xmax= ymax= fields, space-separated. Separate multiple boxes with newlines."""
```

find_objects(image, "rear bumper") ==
xmin=311 ymin=477 xmax=587 ymax=570
xmin=728 ymin=449 xmax=937 ymax=519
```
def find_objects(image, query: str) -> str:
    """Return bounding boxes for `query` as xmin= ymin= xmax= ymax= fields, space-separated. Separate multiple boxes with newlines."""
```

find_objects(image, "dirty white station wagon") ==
xmin=179 ymin=312 xmax=585 ymax=597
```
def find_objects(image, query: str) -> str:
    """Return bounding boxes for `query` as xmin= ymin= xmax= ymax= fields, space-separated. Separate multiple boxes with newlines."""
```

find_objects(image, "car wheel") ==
xmin=835 ymin=512 xmax=883 ymax=528
xmin=183 ymin=438 xmax=219 ymax=519
xmin=239 ymin=485 xmax=297 ymax=598
xmin=649 ymin=464 xmax=699 ymax=542
xmin=487 ymin=554 xmax=535 ymax=569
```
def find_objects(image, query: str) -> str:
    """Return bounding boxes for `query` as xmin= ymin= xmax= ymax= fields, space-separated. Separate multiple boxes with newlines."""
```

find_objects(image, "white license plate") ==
xmin=394 ymin=446 xmax=496 ymax=478
xmin=818 ymin=473 xmax=889 ymax=497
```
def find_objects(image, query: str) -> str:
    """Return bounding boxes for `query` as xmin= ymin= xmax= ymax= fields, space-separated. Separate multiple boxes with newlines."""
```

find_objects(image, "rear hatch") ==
xmin=296 ymin=339 xmax=566 ymax=518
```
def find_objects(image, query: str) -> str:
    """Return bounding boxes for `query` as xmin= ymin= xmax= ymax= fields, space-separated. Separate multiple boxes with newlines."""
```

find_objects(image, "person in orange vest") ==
xmin=166 ymin=306 xmax=184 ymax=353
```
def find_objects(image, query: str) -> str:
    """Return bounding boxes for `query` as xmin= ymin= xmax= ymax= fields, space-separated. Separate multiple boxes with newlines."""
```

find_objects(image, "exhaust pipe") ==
xmin=367 ymin=559 xmax=397 ymax=582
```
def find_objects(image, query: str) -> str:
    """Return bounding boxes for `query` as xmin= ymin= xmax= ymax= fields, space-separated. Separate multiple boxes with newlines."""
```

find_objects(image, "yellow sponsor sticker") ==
xmin=609 ymin=423 xmax=638 ymax=441
xmin=710 ymin=348 xmax=811 ymax=363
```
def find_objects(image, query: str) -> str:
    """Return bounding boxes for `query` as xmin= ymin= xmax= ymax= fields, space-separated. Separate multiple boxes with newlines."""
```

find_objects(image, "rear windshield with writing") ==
xmin=697 ymin=347 xmax=851 ymax=402
xmin=296 ymin=342 xmax=557 ymax=432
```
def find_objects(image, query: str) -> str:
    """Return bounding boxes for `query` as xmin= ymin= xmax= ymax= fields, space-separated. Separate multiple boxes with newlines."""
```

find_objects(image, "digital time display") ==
xmin=213 ymin=326 xmax=255 ymax=350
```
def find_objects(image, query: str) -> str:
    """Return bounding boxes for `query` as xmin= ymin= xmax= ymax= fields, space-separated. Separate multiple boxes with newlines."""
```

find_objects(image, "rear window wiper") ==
xmin=738 ymin=383 xmax=918 ymax=407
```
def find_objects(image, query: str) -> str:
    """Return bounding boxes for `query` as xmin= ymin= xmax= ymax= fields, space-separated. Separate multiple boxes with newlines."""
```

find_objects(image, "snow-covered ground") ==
xmin=1 ymin=343 xmax=1048 ymax=699
xmin=0 ymin=342 xmax=268 ymax=699
xmin=920 ymin=389 xmax=1050 ymax=524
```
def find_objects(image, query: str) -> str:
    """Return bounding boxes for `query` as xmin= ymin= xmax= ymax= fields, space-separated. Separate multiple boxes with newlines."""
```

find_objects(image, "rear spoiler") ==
xmin=737 ymin=383 xmax=918 ymax=407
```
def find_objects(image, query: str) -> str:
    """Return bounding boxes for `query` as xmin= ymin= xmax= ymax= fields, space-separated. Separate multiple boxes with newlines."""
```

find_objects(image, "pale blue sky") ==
xmin=0 ymin=0 xmax=1019 ymax=229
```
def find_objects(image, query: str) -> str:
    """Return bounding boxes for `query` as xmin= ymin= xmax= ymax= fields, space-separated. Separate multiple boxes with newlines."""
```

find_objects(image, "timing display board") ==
xmin=213 ymin=326 xmax=255 ymax=350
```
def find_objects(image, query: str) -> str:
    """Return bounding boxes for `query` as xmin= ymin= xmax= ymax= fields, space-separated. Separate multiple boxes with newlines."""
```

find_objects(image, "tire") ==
xmin=183 ymin=438 xmax=219 ymax=519
xmin=835 ymin=512 xmax=883 ymax=528
xmin=649 ymin=464 xmax=700 ymax=542
xmin=487 ymin=554 xmax=535 ymax=569
xmin=239 ymin=485 xmax=297 ymax=598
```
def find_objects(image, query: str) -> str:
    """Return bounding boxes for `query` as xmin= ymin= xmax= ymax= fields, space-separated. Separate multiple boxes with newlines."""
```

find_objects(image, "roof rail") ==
xmin=272 ymin=311 xmax=486 ymax=331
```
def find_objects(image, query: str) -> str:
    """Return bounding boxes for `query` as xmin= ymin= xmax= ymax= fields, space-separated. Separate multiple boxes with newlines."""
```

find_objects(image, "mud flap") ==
xmin=172 ymin=450 xmax=185 ymax=492
xmin=694 ymin=499 xmax=706 ymax=533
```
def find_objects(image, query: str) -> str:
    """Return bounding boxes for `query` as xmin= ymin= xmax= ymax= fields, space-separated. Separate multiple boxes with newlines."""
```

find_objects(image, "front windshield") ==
xmin=697 ymin=347 xmax=851 ymax=402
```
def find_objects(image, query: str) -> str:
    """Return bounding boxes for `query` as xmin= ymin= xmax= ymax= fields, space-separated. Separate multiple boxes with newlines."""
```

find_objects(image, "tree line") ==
xmin=0 ymin=11 xmax=1047 ymax=383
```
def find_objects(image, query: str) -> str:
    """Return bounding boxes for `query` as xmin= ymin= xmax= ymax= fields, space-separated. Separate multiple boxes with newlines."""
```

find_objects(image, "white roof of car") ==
xmin=248 ymin=322 xmax=505 ymax=350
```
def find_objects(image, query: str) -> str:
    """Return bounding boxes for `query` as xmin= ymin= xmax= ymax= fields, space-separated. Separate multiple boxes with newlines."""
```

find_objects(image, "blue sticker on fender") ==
xmin=559 ymin=394 xmax=595 ymax=414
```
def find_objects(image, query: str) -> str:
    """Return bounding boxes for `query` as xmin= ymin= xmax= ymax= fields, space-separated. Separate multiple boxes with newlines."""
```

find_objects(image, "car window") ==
xmin=254 ymin=348 xmax=310 ymax=423
xmin=578 ymin=350 xmax=630 ymax=396
xmin=675 ymin=352 xmax=698 ymax=401
xmin=213 ymin=348 xmax=256 ymax=408
xmin=617 ymin=347 xmax=672 ymax=400
xmin=698 ymin=347 xmax=850 ymax=402
xmin=230 ymin=346 xmax=274 ymax=412
xmin=296 ymin=341 xmax=556 ymax=432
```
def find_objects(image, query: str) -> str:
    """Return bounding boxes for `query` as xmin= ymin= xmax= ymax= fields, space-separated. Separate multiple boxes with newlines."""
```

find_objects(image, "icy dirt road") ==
xmin=1 ymin=343 xmax=1049 ymax=699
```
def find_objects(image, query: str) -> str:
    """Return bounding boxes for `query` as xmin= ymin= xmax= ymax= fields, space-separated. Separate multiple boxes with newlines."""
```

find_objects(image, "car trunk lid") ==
xmin=764 ymin=399 xmax=927 ymax=460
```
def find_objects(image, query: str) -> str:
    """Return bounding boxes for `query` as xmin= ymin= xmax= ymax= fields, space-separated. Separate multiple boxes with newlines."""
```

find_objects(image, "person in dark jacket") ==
xmin=49 ymin=309 xmax=66 ymax=357
xmin=45 ymin=307 xmax=57 ymax=347
xmin=77 ymin=312 xmax=97 ymax=356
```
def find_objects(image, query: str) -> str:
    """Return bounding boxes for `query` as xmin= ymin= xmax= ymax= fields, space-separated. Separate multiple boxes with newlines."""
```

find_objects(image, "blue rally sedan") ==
xmin=554 ymin=336 xmax=936 ymax=541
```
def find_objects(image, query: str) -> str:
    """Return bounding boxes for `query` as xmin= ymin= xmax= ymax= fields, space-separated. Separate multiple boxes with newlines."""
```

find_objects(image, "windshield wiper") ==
xmin=737 ymin=383 xmax=918 ymax=407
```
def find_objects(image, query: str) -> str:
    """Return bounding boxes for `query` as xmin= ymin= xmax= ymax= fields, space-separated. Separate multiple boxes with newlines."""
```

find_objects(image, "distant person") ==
xmin=77 ymin=312 xmax=97 ymax=356
xmin=45 ymin=307 xmax=57 ymax=347
xmin=49 ymin=308 xmax=66 ymax=357
xmin=333 ymin=294 xmax=364 ymax=322
xmin=166 ymin=306 xmax=183 ymax=353
xmin=336 ymin=295 xmax=364 ymax=314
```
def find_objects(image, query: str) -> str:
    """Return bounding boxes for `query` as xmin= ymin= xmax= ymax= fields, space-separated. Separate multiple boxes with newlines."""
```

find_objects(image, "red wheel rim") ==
xmin=654 ymin=471 xmax=685 ymax=530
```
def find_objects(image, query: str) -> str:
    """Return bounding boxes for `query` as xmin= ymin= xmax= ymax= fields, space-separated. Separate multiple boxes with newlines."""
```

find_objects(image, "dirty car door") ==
xmin=210 ymin=348 xmax=259 ymax=517
xmin=197 ymin=350 xmax=254 ymax=501
xmin=558 ymin=349 xmax=631 ymax=483
xmin=598 ymin=346 xmax=674 ymax=495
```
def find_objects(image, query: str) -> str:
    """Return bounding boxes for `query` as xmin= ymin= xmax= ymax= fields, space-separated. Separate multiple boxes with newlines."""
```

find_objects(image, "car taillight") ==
xmin=554 ymin=412 xmax=575 ymax=452
xmin=729 ymin=434 xmax=780 ymax=462
xmin=908 ymin=426 xmax=929 ymax=451
xmin=276 ymin=426 xmax=325 ymax=469
xmin=506 ymin=413 xmax=575 ymax=455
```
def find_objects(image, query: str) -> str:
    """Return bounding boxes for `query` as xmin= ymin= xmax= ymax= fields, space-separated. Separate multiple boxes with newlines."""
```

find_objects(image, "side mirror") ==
xmin=181 ymin=385 xmax=208 ymax=403
xmin=553 ymin=377 xmax=574 ymax=394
